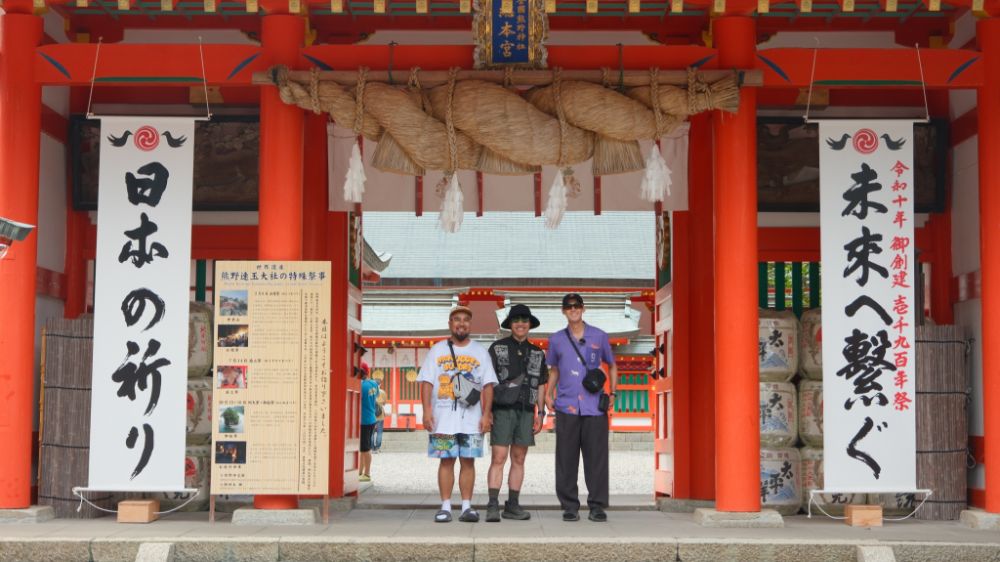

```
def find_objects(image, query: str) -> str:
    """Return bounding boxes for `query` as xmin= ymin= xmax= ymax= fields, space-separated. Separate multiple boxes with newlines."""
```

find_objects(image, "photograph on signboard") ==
xmin=217 ymin=324 xmax=249 ymax=348
xmin=218 ymin=405 xmax=246 ymax=434
xmin=219 ymin=290 xmax=249 ymax=317
xmin=215 ymin=441 xmax=247 ymax=464
xmin=217 ymin=365 xmax=247 ymax=389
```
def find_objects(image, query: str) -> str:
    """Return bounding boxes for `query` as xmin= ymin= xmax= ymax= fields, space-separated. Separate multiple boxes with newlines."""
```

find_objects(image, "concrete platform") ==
xmin=0 ymin=508 xmax=997 ymax=561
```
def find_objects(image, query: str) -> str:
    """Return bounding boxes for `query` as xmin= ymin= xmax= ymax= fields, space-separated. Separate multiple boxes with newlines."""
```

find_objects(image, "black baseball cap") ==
xmin=561 ymin=293 xmax=584 ymax=309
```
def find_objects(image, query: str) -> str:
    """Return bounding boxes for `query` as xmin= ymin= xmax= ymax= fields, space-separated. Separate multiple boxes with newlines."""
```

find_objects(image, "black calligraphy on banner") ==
xmin=838 ymin=160 xmax=894 ymax=479
xmin=112 ymin=339 xmax=170 ymax=415
xmin=126 ymin=423 xmax=155 ymax=480
xmin=121 ymin=288 xmax=165 ymax=331
xmin=114 ymin=148 xmax=174 ymax=479
xmin=119 ymin=213 xmax=169 ymax=268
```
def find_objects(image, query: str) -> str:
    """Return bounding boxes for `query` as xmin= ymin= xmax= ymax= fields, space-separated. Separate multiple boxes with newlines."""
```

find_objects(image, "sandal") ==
xmin=459 ymin=508 xmax=480 ymax=523
xmin=434 ymin=510 xmax=453 ymax=523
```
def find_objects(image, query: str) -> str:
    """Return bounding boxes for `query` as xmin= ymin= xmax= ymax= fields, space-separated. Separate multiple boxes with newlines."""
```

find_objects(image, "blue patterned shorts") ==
xmin=427 ymin=433 xmax=485 ymax=458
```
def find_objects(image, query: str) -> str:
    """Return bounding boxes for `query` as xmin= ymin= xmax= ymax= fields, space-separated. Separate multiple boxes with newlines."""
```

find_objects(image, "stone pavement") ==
xmin=1 ymin=507 xmax=999 ymax=561
xmin=361 ymin=450 xmax=653 ymax=497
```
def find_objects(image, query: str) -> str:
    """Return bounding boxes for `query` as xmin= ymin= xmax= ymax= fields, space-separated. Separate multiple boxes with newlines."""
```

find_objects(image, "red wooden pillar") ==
xmin=303 ymin=113 xmax=329 ymax=261
xmin=0 ymin=8 xmax=44 ymax=509
xmin=255 ymin=12 xmax=305 ymax=510
xmin=978 ymin=16 xmax=1000 ymax=514
xmin=712 ymin=15 xmax=760 ymax=513
xmin=687 ymin=113 xmax=716 ymax=500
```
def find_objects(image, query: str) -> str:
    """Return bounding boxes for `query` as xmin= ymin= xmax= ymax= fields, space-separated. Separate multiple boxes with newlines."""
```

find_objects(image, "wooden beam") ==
xmin=756 ymin=47 xmax=982 ymax=89
xmin=255 ymin=68 xmax=758 ymax=88
xmin=36 ymin=43 xmax=984 ymax=90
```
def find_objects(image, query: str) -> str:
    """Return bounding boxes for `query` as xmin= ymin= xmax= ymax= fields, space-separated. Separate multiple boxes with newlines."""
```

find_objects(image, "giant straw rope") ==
xmin=274 ymin=65 xmax=739 ymax=176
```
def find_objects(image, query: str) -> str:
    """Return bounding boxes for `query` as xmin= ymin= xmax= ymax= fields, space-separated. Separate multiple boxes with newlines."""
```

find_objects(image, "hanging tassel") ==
xmin=639 ymin=143 xmax=672 ymax=203
xmin=343 ymin=140 xmax=366 ymax=203
xmin=439 ymin=173 xmax=464 ymax=233
xmin=544 ymin=169 xmax=568 ymax=229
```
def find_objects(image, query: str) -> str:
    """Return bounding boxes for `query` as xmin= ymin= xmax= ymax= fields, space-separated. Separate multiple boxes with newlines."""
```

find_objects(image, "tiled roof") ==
xmin=362 ymin=211 xmax=654 ymax=282
xmin=493 ymin=292 xmax=643 ymax=338
xmin=362 ymin=289 xmax=462 ymax=337
xmin=361 ymin=289 xmax=644 ymax=338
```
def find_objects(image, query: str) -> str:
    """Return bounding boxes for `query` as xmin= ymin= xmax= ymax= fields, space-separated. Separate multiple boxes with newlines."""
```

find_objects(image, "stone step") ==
xmin=3 ymin=535 xmax=997 ymax=562
xmin=376 ymin=429 xmax=653 ymax=452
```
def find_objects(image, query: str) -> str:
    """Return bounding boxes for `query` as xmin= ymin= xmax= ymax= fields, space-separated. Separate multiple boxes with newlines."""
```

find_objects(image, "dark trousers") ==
xmin=555 ymin=411 xmax=609 ymax=512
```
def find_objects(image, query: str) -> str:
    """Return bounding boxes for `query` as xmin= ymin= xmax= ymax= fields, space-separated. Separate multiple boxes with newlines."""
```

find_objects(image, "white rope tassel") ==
xmin=439 ymin=174 xmax=464 ymax=233
xmin=544 ymin=170 xmax=568 ymax=229
xmin=640 ymin=143 xmax=672 ymax=203
xmin=343 ymin=140 xmax=367 ymax=203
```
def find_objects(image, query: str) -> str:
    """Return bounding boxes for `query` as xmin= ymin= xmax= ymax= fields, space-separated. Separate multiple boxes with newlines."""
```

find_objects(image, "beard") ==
xmin=451 ymin=332 xmax=469 ymax=342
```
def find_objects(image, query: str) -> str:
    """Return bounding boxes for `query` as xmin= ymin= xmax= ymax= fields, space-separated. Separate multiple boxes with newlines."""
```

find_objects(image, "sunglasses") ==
xmin=562 ymin=303 xmax=583 ymax=310
xmin=510 ymin=316 xmax=531 ymax=324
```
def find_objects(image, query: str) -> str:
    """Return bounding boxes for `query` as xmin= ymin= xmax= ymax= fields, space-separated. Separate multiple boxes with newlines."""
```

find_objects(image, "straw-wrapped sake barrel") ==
xmin=760 ymin=382 xmax=797 ymax=448
xmin=153 ymin=445 xmax=210 ymax=511
xmin=761 ymin=448 xmax=802 ymax=515
xmin=759 ymin=309 xmax=799 ymax=382
xmin=186 ymin=377 xmax=213 ymax=445
xmin=800 ymin=447 xmax=867 ymax=514
xmin=798 ymin=379 xmax=824 ymax=447
xmin=188 ymin=301 xmax=214 ymax=378
xmin=799 ymin=308 xmax=823 ymax=380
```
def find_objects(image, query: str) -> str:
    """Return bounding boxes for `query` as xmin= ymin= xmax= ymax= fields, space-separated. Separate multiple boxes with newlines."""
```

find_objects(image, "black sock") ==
xmin=508 ymin=489 xmax=520 ymax=504
xmin=488 ymin=488 xmax=500 ymax=504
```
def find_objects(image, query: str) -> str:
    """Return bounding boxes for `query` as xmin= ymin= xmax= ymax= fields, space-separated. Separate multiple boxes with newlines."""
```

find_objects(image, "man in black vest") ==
xmin=485 ymin=304 xmax=548 ymax=522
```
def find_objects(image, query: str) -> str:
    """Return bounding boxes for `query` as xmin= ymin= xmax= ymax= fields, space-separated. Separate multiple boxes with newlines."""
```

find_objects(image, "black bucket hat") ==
xmin=501 ymin=304 xmax=541 ymax=330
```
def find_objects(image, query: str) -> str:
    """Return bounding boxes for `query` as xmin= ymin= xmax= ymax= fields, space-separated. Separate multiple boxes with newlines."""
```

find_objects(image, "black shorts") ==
xmin=360 ymin=423 xmax=375 ymax=452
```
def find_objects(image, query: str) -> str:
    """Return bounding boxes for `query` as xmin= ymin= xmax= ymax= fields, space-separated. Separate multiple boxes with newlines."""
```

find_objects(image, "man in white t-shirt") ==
xmin=419 ymin=305 xmax=498 ymax=523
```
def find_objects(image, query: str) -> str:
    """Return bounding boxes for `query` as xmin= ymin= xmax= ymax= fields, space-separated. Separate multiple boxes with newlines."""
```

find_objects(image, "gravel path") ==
xmin=363 ymin=450 xmax=654 ymax=496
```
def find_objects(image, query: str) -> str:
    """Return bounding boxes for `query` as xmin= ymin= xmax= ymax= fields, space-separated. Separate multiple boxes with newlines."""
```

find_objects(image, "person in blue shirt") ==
xmin=360 ymin=363 xmax=379 ymax=482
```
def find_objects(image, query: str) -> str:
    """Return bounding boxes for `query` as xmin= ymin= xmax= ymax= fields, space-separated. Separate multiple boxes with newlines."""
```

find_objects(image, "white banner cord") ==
xmin=806 ymin=489 xmax=933 ymax=522
xmin=72 ymin=487 xmax=201 ymax=516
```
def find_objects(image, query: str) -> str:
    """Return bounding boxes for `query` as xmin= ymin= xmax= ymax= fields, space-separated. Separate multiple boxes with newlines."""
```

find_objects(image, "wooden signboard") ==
xmin=210 ymin=261 xmax=332 ymax=495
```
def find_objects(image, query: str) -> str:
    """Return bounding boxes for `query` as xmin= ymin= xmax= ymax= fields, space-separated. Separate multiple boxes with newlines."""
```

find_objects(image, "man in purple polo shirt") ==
xmin=545 ymin=293 xmax=617 ymax=522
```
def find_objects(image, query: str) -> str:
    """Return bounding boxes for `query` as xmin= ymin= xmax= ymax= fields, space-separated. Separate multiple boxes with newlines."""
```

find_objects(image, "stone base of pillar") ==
xmin=960 ymin=509 xmax=1000 ymax=530
xmin=693 ymin=507 xmax=783 ymax=528
xmin=231 ymin=507 xmax=319 ymax=525
xmin=657 ymin=498 xmax=715 ymax=513
xmin=0 ymin=505 xmax=55 ymax=524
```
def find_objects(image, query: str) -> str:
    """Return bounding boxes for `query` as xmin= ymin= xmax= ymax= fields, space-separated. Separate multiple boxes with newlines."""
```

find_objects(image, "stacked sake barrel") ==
xmin=758 ymin=309 xmax=802 ymax=514
xmin=793 ymin=308 xmax=866 ymax=514
xmin=149 ymin=301 xmax=214 ymax=512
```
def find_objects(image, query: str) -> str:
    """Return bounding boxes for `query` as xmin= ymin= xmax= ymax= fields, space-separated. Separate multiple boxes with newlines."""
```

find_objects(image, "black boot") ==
xmin=486 ymin=500 xmax=501 ymax=522
xmin=502 ymin=500 xmax=531 ymax=520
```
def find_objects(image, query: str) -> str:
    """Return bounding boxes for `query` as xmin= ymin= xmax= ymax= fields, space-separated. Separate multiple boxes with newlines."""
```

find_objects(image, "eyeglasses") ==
xmin=562 ymin=303 xmax=583 ymax=310
xmin=510 ymin=316 xmax=531 ymax=324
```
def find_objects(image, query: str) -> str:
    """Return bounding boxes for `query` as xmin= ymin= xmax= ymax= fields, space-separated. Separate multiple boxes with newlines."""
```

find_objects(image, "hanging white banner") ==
xmin=89 ymin=117 xmax=194 ymax=491
xmin=820 ymin=120 xmax=916 ymax=493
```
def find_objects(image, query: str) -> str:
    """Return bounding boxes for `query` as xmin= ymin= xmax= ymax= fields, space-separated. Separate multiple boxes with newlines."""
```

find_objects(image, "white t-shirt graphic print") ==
xmin=417 ymin=339 xmax=498 ymax=435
